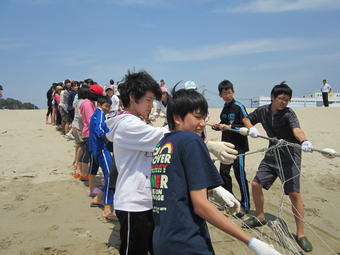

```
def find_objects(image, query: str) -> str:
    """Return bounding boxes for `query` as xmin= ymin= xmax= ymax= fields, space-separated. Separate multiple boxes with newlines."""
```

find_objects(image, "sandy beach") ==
xmin=0 ymin=108 xmax=339 ymax=255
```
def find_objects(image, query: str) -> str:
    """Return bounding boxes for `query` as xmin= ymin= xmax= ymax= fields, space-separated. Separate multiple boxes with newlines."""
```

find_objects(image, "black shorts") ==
xmin=79 ymin=138 xmax=90 ymax=163
xmin=113 ymin=210 xmax=154 ymax=255
xmin=254 ymin=146 xmax=301 ymax=195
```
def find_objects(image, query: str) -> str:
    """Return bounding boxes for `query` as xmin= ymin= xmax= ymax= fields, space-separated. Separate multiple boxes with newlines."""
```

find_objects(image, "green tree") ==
xmin=0 ymin=98 xmax=39 ymax=109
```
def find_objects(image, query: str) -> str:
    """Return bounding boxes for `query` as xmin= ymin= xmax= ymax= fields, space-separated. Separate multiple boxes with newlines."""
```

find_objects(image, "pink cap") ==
xmin=160 ymin=87 xmax=168 ymax=93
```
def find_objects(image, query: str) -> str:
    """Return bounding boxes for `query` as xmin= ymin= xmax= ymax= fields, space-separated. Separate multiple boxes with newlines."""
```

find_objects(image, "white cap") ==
xmin=184 ymin=80 xmax=197 ymax=90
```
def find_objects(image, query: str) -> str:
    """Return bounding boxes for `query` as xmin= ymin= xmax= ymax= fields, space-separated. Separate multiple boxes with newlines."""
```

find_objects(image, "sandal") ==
xmin=80 ymin=175 xmax=89 ymax=181
xmin=294 ymin=235 xmax=313 ymax=252
xmin=103 ymin=213 xmax=118 ymax=222
xmin=72 ymin=172 xmax=81 ymax=178
xmin=242 ymin=216 xmax=267 ymax=228
xmin=88 ymin=187 xmax=102 ymax=197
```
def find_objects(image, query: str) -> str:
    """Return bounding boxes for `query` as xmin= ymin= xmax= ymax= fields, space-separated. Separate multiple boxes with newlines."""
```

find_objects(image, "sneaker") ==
xmin=66 ymin=133 xmax=75 ymax=140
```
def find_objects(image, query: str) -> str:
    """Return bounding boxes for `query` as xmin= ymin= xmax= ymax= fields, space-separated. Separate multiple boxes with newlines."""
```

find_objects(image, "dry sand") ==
xmin=0 ymin=108 xmax=339 ymax=255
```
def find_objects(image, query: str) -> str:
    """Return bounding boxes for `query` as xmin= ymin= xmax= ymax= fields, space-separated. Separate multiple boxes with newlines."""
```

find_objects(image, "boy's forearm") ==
xmin=293 ymin=128 xmax=307 ymax=143
xmin=242 ymin=117 xmax=253 ymax=129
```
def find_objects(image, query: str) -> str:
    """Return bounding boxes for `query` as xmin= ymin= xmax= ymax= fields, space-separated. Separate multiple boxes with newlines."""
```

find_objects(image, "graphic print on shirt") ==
xmin=151 ymin=142 xmax=173 ymax=214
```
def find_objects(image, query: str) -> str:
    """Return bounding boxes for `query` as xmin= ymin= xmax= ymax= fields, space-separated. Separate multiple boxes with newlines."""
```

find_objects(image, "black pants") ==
xmin=219 ymin=154 xmax=250 ymax=211
xmin=322 ymin=92 xmax=329 ymax=107
xmin=109 ymin=153 xmax=118 ymax=192
xmin=115 ymin=210 xmax=154 ymax=255
xmin=46 ymin=106 xmax=52 ymax=117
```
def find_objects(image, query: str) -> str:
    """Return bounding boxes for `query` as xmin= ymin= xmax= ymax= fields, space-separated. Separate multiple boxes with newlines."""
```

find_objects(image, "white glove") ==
xmin=301 ymin=141 xmax=313 ymax=152
xmin=149 ymin=115 xmax=156 ymax=122
xmin=248 ymin=238 xmax=282 ymax=255
xmin=239 ymin=127 xmax=249 ymax=136
xmin=206 ymin=141 xmax=238 ymax=165
xmin=212 ymin=186 xmax=240 ymax=214
xmin=249 ymin=127 xmax=260 ymax=138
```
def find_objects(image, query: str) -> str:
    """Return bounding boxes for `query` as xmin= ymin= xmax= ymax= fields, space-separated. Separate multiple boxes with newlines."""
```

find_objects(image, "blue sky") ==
xmin=1 ymin=0 xmax=340 ymax=108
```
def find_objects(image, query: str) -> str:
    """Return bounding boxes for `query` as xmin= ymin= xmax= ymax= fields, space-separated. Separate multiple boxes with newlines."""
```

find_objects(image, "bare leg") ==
xmin=75 ymin=145 xmax=82 ymax=168
xmin=289 ymin=192 xmax=305 ymax=238
xmin=252 ymin=181 xmax=266 ymax=221
xmin=79 ymin=162 xmax=88 ymax=177
xmin=88 ymin=174 xmax=96 ymax=194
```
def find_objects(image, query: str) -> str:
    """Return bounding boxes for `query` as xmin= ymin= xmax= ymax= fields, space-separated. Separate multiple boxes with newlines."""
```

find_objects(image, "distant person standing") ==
xmin=159 ymin=79 xmax=165 ymax=87
xmin=0 ymin=85 xmax=3 ymax=99
xmin=321 ymin=79 xmax=332 ymax=107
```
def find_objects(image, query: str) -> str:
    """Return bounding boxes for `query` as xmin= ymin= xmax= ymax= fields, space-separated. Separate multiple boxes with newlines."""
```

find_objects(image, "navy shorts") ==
xmin=254 ymin=146 xmax=301 ymax=195
xmin=79 ymin=138 xmax=90 ymax=163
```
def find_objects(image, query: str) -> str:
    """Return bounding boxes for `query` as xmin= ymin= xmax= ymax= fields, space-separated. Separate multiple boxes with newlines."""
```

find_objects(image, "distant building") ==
xmin=251 ymin=91 xmax=340 ymax=108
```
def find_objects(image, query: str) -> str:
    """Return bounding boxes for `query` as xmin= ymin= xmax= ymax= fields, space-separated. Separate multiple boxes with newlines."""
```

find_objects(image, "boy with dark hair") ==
xmin=106 ymin=70 xmax=168 ymax=255
xmin=243 ymin=82 xmax=313 ymax=252
xmin=88 ymin=95 xmax=115 ymax=220
xmin=106 ymin=71 xmax=240 ymax=254
xmin=152 ymin=88 xmax=281 ymax=255
xmin=211 ymin=80 xmax=250 ymax=217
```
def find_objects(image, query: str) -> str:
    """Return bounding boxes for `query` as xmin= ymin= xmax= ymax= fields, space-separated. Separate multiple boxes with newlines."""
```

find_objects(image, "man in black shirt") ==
xmin=211 ymin=80 xmax=250 ymax=218
xmin=243 ymin=82 xmax=313 ymax=253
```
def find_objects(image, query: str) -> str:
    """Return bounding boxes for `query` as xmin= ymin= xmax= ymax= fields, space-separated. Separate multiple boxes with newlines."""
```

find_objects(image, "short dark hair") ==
xmin=120 ymin=70 xmax=161 ymax=108
xmin=97 ymin=95 xmax=112 ymax=105
xmin=110 ymin=79 xmax=114 ymax=84
xmin=64 ymin=79 xmax=71 ymax=84
xmin=84 ymin=79 xmax=94 ymax=85
xmin=167 ymin=88 xmax=208 ymax=131
xmin=78 ymin=87 xmax=89 ymax=100
xmin=271 ymin=81 xmax=292 ymax=98
xmin=218 ymin=80 xmax=234 ymax=94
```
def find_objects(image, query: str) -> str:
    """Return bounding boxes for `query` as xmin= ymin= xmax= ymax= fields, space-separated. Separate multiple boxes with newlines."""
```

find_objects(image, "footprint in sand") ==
xmin=48 ymin=225 xmax=59 ymax=231
xmin=29 ymin=246 xmax=71 ymax=255
xmin=305 ymin=207 xmax=320 ymax=217
xmin=311 ymin=196 xmax=328 ymax=203
xmin=0 ymin=233 xmax=22 ymax=249
xmin=72 ymin=227 xmax=92 ymax=238
xmin=15 ymin=194 xmax=28 ymax=201
xmin=32 ymin=204 xmax=49 ymax=213
xmin=3 ymin=203 xmax=16 ymax=211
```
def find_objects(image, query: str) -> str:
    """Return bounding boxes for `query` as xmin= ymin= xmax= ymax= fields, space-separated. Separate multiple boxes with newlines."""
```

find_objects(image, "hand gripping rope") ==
xmin=222 ymin=126 xmax=339 ymax=159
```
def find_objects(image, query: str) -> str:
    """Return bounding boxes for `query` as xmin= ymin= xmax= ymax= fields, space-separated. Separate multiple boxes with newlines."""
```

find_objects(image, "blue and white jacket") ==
xmin=88 ymin=108 xmax=109 ymax=156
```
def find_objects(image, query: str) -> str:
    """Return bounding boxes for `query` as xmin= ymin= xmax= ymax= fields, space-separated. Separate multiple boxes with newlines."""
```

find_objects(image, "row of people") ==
xmin=46 ymin=72 xmax=313 ymax=254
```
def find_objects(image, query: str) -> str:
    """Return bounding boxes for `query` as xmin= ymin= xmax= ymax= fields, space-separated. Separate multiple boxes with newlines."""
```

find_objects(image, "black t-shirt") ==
xmin=219 ymin=99 xmax=249 ymax=152
xmin=247 ymin=104 xmax=300 ymax=146
xmin=152 ymin=131 xmax=223 ymax=255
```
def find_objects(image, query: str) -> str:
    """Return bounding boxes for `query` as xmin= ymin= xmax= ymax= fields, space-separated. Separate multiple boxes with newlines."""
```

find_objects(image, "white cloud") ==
xmin=155 ymin=38 xmax=314 ymax=62
xmin=252 ymin=52 xmax=340 ymax=70
xmin=219 ymin=0 xmax=340 ymax=13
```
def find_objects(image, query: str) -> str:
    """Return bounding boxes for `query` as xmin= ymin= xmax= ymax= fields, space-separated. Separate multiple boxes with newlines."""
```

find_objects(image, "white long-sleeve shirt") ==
xmin=106 ymin=113 xmax=168 ymax=212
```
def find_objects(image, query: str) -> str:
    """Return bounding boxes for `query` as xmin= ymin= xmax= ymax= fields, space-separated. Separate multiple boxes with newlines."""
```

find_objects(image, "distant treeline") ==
xmin=0 ymin=98 xmax=39 ymax=109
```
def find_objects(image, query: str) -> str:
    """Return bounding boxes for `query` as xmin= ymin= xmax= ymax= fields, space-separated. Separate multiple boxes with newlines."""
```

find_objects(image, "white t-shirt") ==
xmin=155 ymin=100 xmax=167 ymax=114
xmin=321 ymin=83 xmax=332 ymax=93
xmin=72 ymin=99 xmax=83 ymax=130
xmin=106 ymin=113 xmax=168 ymax=211
xmin=110 ymin=95 xmax=120 ymax=112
